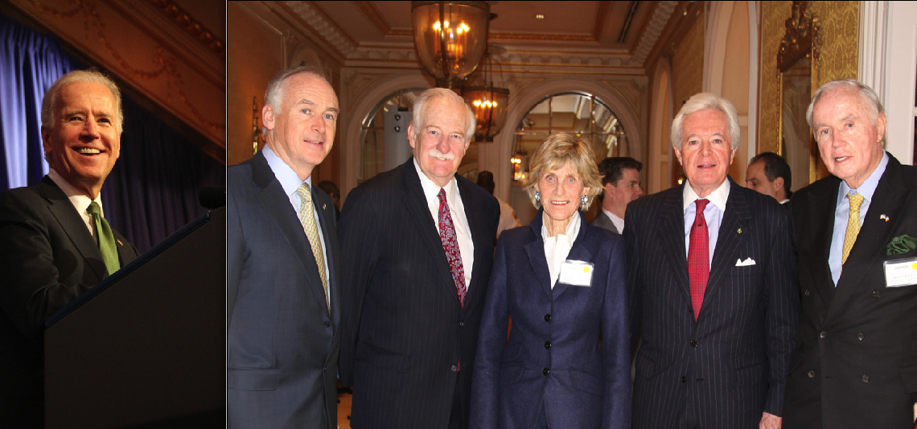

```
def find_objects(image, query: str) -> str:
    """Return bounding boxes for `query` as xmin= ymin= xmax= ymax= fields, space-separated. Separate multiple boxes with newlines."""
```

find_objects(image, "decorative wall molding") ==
xmin=147 ymin=0 xmax=224 ymax=58
xmin=12 ymin=0 xmax=225 ymax=153
xmin=283 ymin=1 xmax=357 ymax=56
xmin=631 ymin=1 xmax=678 ymax=66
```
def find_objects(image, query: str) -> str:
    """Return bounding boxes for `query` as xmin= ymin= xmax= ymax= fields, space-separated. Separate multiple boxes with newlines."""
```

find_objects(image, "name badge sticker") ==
xmin=559 ymin=260 xmax=594 ymax=287
xmin=883 ymin=257 xmax=917 ymax=288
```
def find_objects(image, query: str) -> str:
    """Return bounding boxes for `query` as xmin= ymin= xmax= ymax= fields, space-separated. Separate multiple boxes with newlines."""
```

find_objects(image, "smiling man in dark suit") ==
xmin=338 ymin=87 xmax=499 ymax=429
xmin=625 ymin=93 xmax=799 ymax=429
xmin=0 ymin=69 xmax=139 ymax=427
xmin=784 ymin=79 xmax=917 ymax=429
xmin=227 ymin=66 xmax=341 ymax=429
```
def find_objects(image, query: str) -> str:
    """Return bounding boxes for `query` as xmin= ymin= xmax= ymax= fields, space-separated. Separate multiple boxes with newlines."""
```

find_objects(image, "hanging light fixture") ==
xmin=462 ymin=45 xmax=509 ymax=142
xmin=412 ymin=1 xmax=493 ymax=90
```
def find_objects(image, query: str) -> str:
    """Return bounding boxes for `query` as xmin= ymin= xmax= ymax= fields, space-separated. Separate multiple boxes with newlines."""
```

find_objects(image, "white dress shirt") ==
xmin=263 ymin=146 xmax=331 ymax=304
xmin=542 ymin=211 xmax=581 ymax=288
xmin=682 ymin=179 xmax=731 ymax=266
xmin=414 ymin=159 xmax=475 ymax=289
xmin=48 ymin=168 xmax=104 ymax=240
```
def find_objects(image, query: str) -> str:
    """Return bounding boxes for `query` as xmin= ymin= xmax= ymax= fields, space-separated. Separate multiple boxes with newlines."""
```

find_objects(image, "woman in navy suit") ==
xmin=470 ymin=133 xmax=631 ymax=429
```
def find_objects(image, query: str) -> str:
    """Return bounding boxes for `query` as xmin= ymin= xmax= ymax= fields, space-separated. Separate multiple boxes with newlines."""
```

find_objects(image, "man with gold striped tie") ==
xmin=784 ymin=79 xmax=917 ymax=429
xmin=227 ymin=65 xmax=341 ymax=429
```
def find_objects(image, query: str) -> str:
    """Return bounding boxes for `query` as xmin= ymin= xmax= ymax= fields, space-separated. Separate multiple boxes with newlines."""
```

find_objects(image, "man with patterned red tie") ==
xmin=339 ymin=88 xmax=499 ymax=429
xmin=625 ymin=93 xmax=799 ymax=429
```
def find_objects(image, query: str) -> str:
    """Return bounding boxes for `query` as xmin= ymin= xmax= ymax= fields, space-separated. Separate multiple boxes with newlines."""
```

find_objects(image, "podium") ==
xmin=44 ymin=208 xmax=225 ymax=428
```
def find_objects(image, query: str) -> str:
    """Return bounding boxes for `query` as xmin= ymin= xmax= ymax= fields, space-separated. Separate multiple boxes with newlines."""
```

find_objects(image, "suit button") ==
xmin=819 ymin=331 xmax=827 ymax=339
xmin=803 ymin=289 xmax=810 ymax=297
xmin=807 ymin=370 xmax=815 ymax=378
xmin=857 ymin=332 xmax=865 ymax=341
xmin=681 ymin=376 xmax=687 ymax=383
xmin=543 ymin=368 xmax=550 ymax=376
xmin=451 ymin=365 xmax=458 ymax=372
xmin=862 ymin=374 xmax=869 ymax=383
xmin=873 ymin=290 xmax=880 ymax=298
xmin=323 ymin=321 xmax=331 ymax=328
xmin=544 ymin=341 xmax=551 ymax=349
xmin=544 ymin=314 xmax=552 ymax=322
xmin=690 ymin=340 xmax=699 ymax=347
xmin=459 ymin=321 xmax=465 ymax=327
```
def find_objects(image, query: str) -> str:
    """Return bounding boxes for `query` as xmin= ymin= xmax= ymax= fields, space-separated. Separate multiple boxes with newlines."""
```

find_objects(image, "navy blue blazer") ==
xmin=227 ymin=151 xmax=341 ymax=429
xmin=470 ymin=209 xmax=631 ymax=429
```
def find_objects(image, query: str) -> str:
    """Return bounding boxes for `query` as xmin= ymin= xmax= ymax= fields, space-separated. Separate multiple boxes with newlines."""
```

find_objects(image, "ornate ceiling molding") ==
xmin=147 ymin=0 xmax=224 ymax=58
xmin=630 ymin=1 xmax=677 ymax=66
xmin=284 ymin=1 xmax=357 ymax=56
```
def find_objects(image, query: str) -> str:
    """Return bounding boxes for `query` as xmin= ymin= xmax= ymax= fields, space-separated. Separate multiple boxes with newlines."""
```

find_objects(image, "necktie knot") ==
xmin=297 ymin=183 xmax=312 ymax=203
xmin=848 ymin=192 xmax=864 ymax=211
xmin=437 ymin=188 xmax=447 ymax=205
xmin=87 ymin=201 xmax=102 ymax=216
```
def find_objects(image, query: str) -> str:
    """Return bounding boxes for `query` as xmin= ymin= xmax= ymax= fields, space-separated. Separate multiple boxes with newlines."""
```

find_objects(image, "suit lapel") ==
xmin=702 ymin=182 xmax=751 ymax=314
xmin=806 ymin=178 xmax=840 ymax=306
xmin=314 ymin=188 xmax=340 ymax=323
xmin=251 ymin=152 xmax=329 ymax=317
xmin=524 ymin=209 xmax=554 ymax=298
xmin=829 ymin=157 xmax=908 ymax=319
xmin=38 ymin=178 xmax=107 ymax=283
xmin=458 ymin=177 xmax=488 ymax=311
xmin=657 ymin=187 xmax=692 ymax=309
xmin=401 ymin=162 xmax=459 ymax=303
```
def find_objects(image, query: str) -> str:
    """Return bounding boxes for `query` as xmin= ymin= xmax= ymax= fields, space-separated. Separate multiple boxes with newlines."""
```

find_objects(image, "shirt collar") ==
xmin=48 ymin=168 xmax=103 ymax=217
xmin=683 ymin=177 xmax=731 ymax=211
xmin=836 ymin=151 xmax=888 ymax=208
xmin=263 ymin=145 xmax=312 ymax=196
xmin=413 ymin=157 xmax=458 ymax=206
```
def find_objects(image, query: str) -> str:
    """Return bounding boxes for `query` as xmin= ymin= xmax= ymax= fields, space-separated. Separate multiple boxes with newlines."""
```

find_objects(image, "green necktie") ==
xmin=87 ymin=201 xmax=120 ymax=275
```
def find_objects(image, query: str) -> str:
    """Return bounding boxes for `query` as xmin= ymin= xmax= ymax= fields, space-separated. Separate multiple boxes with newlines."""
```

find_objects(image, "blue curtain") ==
xmin=0 ymin=12 xmax=71 ymax=189
xmin=0 ymin=11 xmax=225 ymax=253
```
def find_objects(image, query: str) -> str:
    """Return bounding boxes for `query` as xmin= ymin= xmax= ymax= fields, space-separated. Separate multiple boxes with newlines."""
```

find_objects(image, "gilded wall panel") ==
xmin=759 ymin=1 xmax=794 ymax=154
xmin=672 ymin=9 xmax=705 ymax=110
xmin=810 ymin=1 xmax=858 ymax=86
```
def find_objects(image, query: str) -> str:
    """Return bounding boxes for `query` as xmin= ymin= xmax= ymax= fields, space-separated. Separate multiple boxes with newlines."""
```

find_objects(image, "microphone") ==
xmin=199 ymin=186 xmax=225 ymax=209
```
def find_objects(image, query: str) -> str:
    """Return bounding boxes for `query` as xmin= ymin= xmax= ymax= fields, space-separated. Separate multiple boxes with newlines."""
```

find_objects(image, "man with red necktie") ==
xmin=338 ymin=88 xmax=499 ymax=429
xmin=625 ymin=93 xmax=799 ymax=429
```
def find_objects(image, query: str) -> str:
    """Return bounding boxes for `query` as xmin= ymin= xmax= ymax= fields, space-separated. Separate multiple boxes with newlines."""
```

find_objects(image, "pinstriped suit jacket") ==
xmin=338 ymin=158 xmax=499 ymax=429
xmin=624 ymin=180 xmax=799 ymax=429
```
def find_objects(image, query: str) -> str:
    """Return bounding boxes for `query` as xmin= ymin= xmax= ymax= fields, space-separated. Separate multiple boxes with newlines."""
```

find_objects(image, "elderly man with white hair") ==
xmin=625 ymin=93 xmax=799 ymax=429
xmin=783 ymin=79 xmax=917 ymax=429
xmin=339 ymin=88 xmax=500 ymax=429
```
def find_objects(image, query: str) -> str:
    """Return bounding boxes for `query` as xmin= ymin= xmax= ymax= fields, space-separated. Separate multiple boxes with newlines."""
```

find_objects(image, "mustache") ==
xmin=429 ymin=148 xmax=455 ymax=161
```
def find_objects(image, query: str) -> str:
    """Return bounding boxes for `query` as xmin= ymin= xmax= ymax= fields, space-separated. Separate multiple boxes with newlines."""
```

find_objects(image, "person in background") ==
xmin=476 ymin=170 xmax=521 ymax=239
xmin=0 ymin=69 xmax=139 ymax=427
xmin=592 ymin=157 xmax=644 ymax=234
xmin=471 ymin=133 xmax=631 ymax=429
xmin=745 ymin=152 xmax=792 ymax=204
xmin=626 ymin=92 xmax=798 ymax=429
xmin=783 ymin=79 xmax=917 ymax=429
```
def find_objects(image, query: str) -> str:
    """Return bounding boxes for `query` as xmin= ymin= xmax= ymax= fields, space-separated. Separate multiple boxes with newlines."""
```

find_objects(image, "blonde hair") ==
xmin=524 ymin=133 xmax=603 ymax=210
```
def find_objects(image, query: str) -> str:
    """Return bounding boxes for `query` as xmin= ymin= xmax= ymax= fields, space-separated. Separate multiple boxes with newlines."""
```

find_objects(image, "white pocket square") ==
xmin=735 ymin=257 xmax=756 ymax=266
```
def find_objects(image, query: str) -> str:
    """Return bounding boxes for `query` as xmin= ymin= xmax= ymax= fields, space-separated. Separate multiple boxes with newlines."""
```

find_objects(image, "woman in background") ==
xmin=470 ymin=133 xmax=631 ymax=429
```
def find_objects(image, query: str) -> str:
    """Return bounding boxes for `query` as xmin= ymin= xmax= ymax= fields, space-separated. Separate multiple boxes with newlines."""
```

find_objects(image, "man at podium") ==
xmin=0 ymin=69 xmax=139 ymax=427
xmin=227 ymin=65 xmax=341 ymax=429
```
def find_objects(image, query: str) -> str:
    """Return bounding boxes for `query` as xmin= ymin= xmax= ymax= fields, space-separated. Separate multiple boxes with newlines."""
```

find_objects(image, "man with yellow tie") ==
xmin=0 ymin=69 xmax=138 ymax=427
xmin=227 ymin=65 xmax=341 ymax=429
xmin=784 ymin=79 xmax=917 ymax=429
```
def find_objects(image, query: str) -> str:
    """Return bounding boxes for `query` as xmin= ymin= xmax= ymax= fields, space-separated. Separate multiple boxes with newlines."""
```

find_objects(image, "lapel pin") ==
xmin=737 ymin=228 xmax=742 ymax=234
xmin=322 ymin=204 xmax=327 ymax=210
xmin=117 ymin=239 xmax=123 ymax=246
xmin=880 ymin=214 xmax=889 ymax=222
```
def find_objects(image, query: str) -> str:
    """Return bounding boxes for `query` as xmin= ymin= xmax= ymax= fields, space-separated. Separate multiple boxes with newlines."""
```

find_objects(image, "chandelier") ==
xmin=411 ymin=1 xmax=493 ymax=90
xmin=462 ymin=46 xmax=509 ymax=142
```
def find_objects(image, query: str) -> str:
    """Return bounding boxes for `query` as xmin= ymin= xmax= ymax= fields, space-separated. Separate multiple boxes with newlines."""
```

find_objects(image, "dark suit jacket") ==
xmin=784 ymin=154 xmax=917 ymax=429
xmin=470 ymin=209 xmax=631 ymax=429
xmin=625 ymin=179 xmax=799 ymax=429
xmin=338 ymin=158 xmax=499 ymax=429
xmin=0 ymin=176 xmax=138 ymax=427
xmin=227 ymin=151 xmax=341 ymax=429
xmin=590 ymin=211 xmax=619 ymax=234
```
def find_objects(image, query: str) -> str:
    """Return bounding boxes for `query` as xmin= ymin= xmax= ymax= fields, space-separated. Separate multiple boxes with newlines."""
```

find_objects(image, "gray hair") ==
xmin=263 ymin=65 xmax=332 ymax=134
xmin=41 ymin=69 xmax=123 ymax=134
xmin=411 ymin=88 xmax=476 ymax=144
xmin=805 ymin=79 xmax=884 ymax=137
xmin=670 ymin=92 xmax=740 ymax=150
